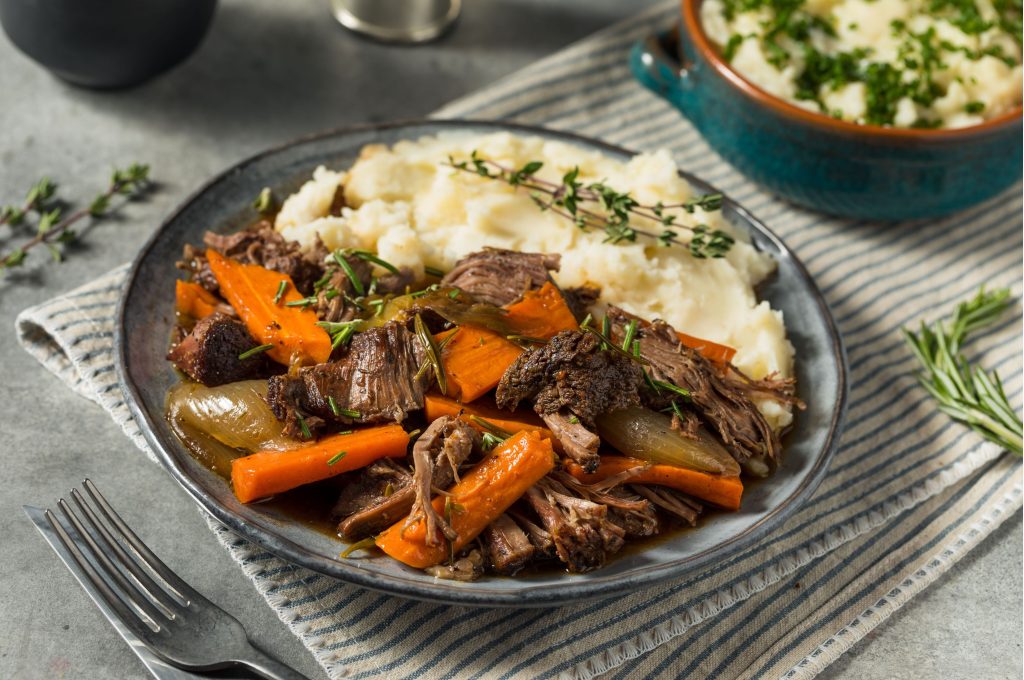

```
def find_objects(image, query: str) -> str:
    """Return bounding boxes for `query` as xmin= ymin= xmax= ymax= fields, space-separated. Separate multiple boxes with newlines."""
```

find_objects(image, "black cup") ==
xmin=0 ymin=0 xmax=217 ymax=89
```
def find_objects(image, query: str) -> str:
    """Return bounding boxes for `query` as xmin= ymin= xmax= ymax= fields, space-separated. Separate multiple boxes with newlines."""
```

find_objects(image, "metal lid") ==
xmin=331 ymin=0 xmax=461 ymax=44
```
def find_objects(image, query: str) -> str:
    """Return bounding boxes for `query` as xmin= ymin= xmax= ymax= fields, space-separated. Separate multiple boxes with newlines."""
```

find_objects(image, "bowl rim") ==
xmin=115 ymin=118 xmax=849 ymax=607
xmin=681 ymin=0 xmax=1024 ymax=140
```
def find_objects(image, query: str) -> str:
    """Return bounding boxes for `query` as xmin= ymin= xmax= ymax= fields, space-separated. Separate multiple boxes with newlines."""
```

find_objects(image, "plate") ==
xmin=116 ymin=120 xmax=847 ymax=607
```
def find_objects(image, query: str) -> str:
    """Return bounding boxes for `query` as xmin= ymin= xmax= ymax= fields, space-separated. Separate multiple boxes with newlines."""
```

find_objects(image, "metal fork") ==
xmin=24 ymin=479 xmax=307 ymax=680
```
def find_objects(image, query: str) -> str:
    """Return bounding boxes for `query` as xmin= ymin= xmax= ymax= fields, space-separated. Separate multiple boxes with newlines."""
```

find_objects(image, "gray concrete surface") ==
xmin=0 ymin=1 xmax=1020 ymax=678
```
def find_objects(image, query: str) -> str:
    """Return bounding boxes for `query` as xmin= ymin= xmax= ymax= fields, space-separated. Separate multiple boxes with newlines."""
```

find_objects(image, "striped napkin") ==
xmin=16 ymin=3 xmax=1022 ymax=678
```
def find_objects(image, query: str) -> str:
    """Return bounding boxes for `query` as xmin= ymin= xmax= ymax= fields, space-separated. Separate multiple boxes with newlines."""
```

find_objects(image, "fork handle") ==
xmin=234 ymin=644 xmax=309 ymax=680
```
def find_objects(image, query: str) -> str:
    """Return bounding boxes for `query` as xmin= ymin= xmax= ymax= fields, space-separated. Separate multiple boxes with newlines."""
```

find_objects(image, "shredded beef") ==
xmin=606 ymin=306 xmax=788 ymax=464
xmin=523 ymin=477 xmax=626 ymax=573
xmin=405 ymin=416 xmax=479 ymax=546
xmin=266 ymin=321 xmax=426 ymax=439
xmin=440 ymin=248 xmax=559 ymax=306
xmin=177 ymin=244 xmax=220 ymax=295
xmin=202 ymin=222 xmax=328 ymax=295
xmin=166 ymin=313 xmax=271 ymax=386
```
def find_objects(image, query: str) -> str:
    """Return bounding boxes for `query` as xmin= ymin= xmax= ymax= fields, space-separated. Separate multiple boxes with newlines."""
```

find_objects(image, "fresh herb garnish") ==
xmin=327 ymin=451 xmax=348 ymax=466
xmin=253 ymin=187 xmax=276 ymax=215
xmin=424 ymin=265 xmax=445 ymax=278
xmin=1 ymin=164 xmax=150 ymax=272
xmin=317 ymin=320 xmax=360 ymax=349
xmin=273 ymin=280 xmax=288 ymax=304
xmin=480 ymin=432 xmax=504 ymax=450
xmin=414 ymin=313 xmax=447 ymax=395
xmin=343 ymin=248 xmax=400 ymax=274
xmin=567 ymin=415 xmax=580 ymax=425
xmin=652 ymin=380 xmax=692 ymax=401
xmin=620 ymin=319 xmax=639 ymax=352
xmin=327 ymin=395 xmax=361 ymax=419
xmin=296 ymin=413 xmax=312 ymax=440
xmin=902 ymin=287 xmax=1022 ymax=455
xmin=238 ymin=343 xmax=274 ymax=360
xmin=285 ymin=296 xmax=317 ymax=308
xmin=470 ymin=416 xmax=514 ymax=439
xmin=333 ymin=250 xmax=366 ymax=296
xmin=447 ymin=153 xmax=732 ymax=259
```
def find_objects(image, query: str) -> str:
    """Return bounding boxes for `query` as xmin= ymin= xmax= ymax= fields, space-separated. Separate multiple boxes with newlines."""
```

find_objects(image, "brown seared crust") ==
xmin=166 ymin=313 xmax=272 ymax=386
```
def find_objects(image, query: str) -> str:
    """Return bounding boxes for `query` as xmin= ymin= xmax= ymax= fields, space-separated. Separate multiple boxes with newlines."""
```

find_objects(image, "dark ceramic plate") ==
xmin=116 ymin=120 xmax=847 ymax=607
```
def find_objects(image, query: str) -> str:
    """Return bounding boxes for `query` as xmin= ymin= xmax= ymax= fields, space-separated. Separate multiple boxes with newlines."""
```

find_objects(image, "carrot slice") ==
xmin=175 ymin=279 xmax=221 ymax=320
xmin=424 ymin=393 xmax=553 ymax=441
xmin=676 ymin=331 xmax=736 ymax=366
xmin=437 ymin=325 xmax=523 ymax=402
xmin=231 ymin=425 xmax=410 ymax=503
xmin=206 ymin=249 xmax=332 ymax=366
xmin=504 ymin=282 xmax=579 ymax=339
xmin=375 ymin=431 xmax=555 ymax=568
xmin=564 ymin=455 xmax=743 ymax=510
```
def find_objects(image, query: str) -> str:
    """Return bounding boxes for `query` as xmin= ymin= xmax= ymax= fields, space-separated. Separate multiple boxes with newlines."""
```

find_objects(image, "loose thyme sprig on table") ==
xmin=0 ymin=164 xmax=151 ymax=272
xmin=446 ymin=152 xmax=735 ymax=259
xmin=902 ymin=287 xmax=1022 ymax=455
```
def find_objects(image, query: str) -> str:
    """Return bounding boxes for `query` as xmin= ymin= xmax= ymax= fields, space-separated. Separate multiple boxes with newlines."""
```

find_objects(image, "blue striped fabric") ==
xmin=16 ymin=3 xmax=1022 ymax=677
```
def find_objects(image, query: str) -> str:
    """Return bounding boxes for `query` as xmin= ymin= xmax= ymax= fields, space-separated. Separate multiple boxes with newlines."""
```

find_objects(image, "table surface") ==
xmin=1 ymin=2 xmax=1020 ymax=678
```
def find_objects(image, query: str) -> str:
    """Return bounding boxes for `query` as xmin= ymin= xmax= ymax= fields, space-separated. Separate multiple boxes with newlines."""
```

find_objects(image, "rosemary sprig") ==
xmin=414 ymin=313 xmax=447 ymax=395
xmin=238 ymin=343 xmax=274 ymax=360
xmin=1 ymin=164 xmax=150 ymax=272
xmin=333 ymin=250 xmax=365 ymax=296
xmin=902 ymin=288 xmax=1022 ymax=455
xmin=447 ymin=152 xmax=733 ymax=259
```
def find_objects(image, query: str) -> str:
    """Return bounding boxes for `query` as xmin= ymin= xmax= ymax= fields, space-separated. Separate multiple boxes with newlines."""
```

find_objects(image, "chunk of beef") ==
xmin=481 ymin=514 xmax=536 ymax=576
xmin=334 ymin=460 xmax=415 ymax=540
xmin=495 ymin=329 xmax=644 ymax=471
xmin=523 ymin=477 xmax=625 ymax=573
xmin=440 ymin=248 xmax=559 ymax=306
xmin=606 ymin=306 xmax=786 ymax=464
xmin=374 ymin=266 xmax=417 ymax=295
xmin=203 ymin=222 xmax=328 ymax=295
xmin=405 ymin=416 xmax=479 ymax=547
xmin=266 ymin=322 xmax=426 ymax=439
xmin=541 ymin=412 xmax=600 ymax=473
xmin=166 ymin=313 xmax=271 ymax=386
xmin=560 ymin=285 xmax=601 ymax=322
xmin=336 ymin=417 xmax=478 ymax=541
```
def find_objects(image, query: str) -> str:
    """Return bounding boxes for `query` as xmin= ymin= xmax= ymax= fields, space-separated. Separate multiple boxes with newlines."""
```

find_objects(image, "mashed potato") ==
xmin=701 ymin=0 xmax=1023 ymax=129
xmin=276 ymin=132 xmax=795 ymax=428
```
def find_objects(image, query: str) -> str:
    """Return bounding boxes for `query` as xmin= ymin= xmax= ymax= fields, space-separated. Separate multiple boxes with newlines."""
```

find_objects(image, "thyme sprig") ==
xmin=902 ymin=288 xmax=1022 ymax=455
xmin=1 ymin=176 xmax=57 ymax=228
xmin=446 ymin=153 xmax=733 ymax=259
xmin=0 ymin=164 xmax=151 ymax=272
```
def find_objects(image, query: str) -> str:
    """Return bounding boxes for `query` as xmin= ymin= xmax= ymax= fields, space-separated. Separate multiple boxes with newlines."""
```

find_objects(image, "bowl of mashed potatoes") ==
xmin=630 ymin=0 xmax=1022 ymax=219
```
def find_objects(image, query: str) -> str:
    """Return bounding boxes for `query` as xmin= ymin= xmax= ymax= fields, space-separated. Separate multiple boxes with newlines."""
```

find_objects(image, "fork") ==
xmin=24 ymin=479 xmax=308 ymax=680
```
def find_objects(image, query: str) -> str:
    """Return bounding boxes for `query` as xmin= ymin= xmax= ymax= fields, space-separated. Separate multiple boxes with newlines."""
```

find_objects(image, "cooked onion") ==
xmin=598 ymin=406 xmax=740 ymax=476
xmin=363 ymin=289 xmax=511 ymax=335
xmin=166 ymin=380 xmax=294 ymax=456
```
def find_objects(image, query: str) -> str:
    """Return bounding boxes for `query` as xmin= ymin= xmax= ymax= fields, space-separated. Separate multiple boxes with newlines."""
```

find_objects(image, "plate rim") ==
xmin=115 ymin=118 xmax=849 ymax=607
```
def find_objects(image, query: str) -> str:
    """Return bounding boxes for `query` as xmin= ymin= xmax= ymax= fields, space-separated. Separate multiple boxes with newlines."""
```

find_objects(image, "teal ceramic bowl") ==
xmin=631 ymin=5 xmax=1023 ymax=221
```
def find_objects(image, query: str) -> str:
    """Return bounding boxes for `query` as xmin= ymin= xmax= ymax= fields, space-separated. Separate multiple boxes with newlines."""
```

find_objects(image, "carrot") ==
xmin=564 ymin=455 xmax=743 ymax=510
xmin=231 ymin=424 xmax=410 ymax=503
xmin=438 ymin=325 xmax=523 ymax=402
xmin=206 ymin=249 xmax=332 ymax=366
xmin=424 ymin=393 xmax=553 ymax=441
xmin=676 ymin=331 xmax=736 ymax=366
xmin=175 ymin=279 xmax=222 ymax=320
xmin=375 ymin=430 xmax=556 ymax=568
xmin=504 ymin=282 xmax=579 ymax=339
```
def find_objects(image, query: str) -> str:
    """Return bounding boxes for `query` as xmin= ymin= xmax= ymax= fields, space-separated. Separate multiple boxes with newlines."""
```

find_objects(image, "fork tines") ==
xmin=44 ymin=479 xmax=196 ymax=637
